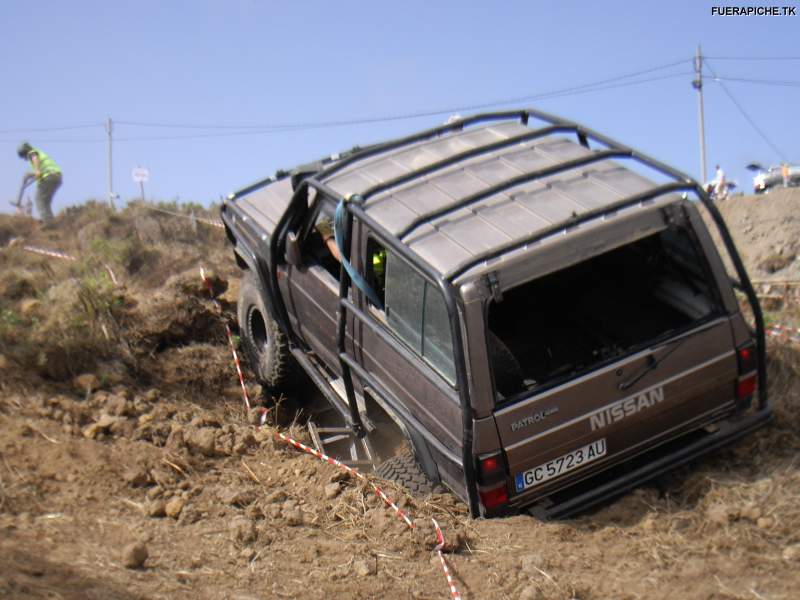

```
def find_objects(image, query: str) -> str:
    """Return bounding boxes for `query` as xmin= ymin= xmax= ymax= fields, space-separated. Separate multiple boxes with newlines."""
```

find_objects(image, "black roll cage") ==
xmin=224 ymin=108 xmax=768 ymax=518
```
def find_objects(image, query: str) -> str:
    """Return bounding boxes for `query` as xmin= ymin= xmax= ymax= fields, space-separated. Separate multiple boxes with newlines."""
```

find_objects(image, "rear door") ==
xmin=493 ymin=319 xmax=738 ymax=504
xmin=353 ymin=231 xmax=465 ymax=488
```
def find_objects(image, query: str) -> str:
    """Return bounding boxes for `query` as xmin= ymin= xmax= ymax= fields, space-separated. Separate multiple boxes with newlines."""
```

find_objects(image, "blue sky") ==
xmin=1 ymin=1 xmax=797 ymax=214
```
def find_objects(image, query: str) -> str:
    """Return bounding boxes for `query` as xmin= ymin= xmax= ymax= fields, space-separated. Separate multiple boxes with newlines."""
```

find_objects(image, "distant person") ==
xmin=714 ymin=164 xmax=727 ymax=200
xmin=781 ymin=162 xmax=791 ymax=188
xmin=17 ymin=142 xmax=62 ymax=222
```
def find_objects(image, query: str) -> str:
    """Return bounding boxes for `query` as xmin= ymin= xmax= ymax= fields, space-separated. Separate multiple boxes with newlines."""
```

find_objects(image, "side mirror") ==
xmin=285 ymin=231 xmax=302 ymax=267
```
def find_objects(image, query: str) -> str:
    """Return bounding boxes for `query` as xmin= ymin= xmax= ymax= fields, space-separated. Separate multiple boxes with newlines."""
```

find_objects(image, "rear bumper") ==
xmin=522 ymin=407 xmax=772 ymax=519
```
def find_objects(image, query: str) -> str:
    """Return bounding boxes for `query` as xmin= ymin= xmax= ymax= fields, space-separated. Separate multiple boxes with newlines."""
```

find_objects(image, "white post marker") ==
xmin=132 ymin=166 xmax=149 ymax=203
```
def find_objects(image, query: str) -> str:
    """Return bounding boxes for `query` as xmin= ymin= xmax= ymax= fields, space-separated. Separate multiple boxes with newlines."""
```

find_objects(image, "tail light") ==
xmin=735 ymin=342 xmax=757 ymax=407
xmin=477 ymin=452 xmax=507 ymax=487
xmin=478 ymin=453 xmax=503 ymax=482
xmin=478 ymin=484 xmax=509 ymax=509
xmin=736 ymin=375 xmax=757 ymax=400
xmin=737 ymin=342 xmax=756 ymax=374
xmin=476 ymin=451 xmax=510 ymax=511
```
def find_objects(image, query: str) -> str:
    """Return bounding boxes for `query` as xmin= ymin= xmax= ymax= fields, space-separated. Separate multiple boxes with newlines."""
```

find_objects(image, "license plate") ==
xmin=515 ymin=438 xmax=607 ymax=492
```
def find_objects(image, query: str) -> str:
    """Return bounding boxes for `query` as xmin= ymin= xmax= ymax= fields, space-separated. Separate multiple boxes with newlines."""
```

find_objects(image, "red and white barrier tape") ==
xmin=761 ymin=321 xmax=800 ymax=344
xmin=198 ymin=268 xmax=473 ymax=597
xmin=200 ymin=267 xmax=252 ymax=411
xmin=22 ymin=245 xmax=76 ymax=261
xmin=143 ymin=204 xmax=225 ymax=229
xmin=769 ymin=323 xmax=800 ymax=335
xmin=766 ymin=326 xmax=800 ymax=344
xmin=275 ymin=430 xmax=415 ymax=529
xmin=746 ymin=319 xmax=800 ymax=346
xmin=20 ymin=245 xmax=120 ymax=287
xmin=432 ymin=518 xmax=462 ymax=600
xmin=199 ymin=217 xmax=225 ymax=229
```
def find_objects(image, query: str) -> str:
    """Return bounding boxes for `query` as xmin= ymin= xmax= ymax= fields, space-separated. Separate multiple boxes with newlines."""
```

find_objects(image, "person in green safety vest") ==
xmin=17 ymin=142 xmax=62 ymax=222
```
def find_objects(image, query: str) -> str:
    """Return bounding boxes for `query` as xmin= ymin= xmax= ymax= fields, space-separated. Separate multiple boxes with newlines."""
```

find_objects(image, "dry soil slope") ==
xmin=714 ymin=187 xmax=800 ymax=281
xmin=0 ymin=201 xmax=799 ymax=600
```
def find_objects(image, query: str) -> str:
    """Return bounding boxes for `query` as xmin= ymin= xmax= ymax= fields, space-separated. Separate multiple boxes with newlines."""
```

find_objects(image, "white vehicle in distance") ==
xmin=747 ymin=162 xmax=800 ymax=194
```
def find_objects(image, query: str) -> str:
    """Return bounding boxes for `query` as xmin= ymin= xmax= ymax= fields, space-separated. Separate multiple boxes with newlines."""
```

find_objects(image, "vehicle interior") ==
xmin=302 ymin=198 xmax=341 ymax=279
xmin=487 ymin=226 xmax=721 ymax=401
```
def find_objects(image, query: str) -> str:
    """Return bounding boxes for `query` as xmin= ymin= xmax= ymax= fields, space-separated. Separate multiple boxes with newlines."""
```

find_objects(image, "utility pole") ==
xmin=692 ymin=45 xmax=708 ymax=184
xmin=106 ymin=117 xmax=116 ymax=210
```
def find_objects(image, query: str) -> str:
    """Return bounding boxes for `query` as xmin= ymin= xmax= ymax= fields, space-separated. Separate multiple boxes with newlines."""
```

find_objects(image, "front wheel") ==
xmin=237 ymin=271 xmax=295 ymax=389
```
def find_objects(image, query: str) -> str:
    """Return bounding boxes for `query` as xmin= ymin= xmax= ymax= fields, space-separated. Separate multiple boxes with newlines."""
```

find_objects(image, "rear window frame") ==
xmin=484 ymin=222 xmax=727 ymax=407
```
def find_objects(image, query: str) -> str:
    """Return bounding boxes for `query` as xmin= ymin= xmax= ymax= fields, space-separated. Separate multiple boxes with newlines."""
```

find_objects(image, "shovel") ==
xmin=10 ymin=175 xmax=35 ymax=211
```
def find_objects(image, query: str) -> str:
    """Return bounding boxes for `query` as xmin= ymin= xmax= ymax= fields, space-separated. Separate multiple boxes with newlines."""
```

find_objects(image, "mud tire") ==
xmin=237 ymin=271 xmax=295 ymax=390
xmin=376 ymin=451 xmax=443 ymax=496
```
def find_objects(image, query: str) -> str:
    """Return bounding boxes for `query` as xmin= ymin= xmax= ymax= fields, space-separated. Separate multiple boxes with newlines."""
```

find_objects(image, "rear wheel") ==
xmin=237 ymin=271 xmax=295 ymax=389
xmin=376 ymin=451 xmax=443 ymax=496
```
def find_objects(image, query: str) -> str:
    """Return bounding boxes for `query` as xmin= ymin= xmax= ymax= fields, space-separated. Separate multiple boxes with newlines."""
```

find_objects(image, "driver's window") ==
xmin=304 ymin=198 xmax=340 ymax=279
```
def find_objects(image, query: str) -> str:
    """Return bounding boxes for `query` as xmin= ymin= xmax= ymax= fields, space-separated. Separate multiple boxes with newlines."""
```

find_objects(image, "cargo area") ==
xmin=488 ymin=225 xmax=721 ymax=401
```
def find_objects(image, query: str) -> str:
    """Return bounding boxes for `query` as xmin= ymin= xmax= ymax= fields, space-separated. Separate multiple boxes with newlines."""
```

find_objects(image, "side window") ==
xmin=384 ymin=254 xmax=424 ymax=352
xmin=421 ymin=285 xmax=455 ymax=383
xmin=367 ymin=238 xmax=456 ymax=385
xmin=303 ymin=198 xmax=340 ymax=279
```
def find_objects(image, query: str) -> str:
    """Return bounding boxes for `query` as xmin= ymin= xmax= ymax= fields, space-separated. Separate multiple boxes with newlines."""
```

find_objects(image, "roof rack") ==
xmin=309 ymin=107 xmax=701 ymax=242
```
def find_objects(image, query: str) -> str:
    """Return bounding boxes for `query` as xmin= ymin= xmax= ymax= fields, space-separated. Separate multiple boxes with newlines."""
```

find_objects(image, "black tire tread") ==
xmin=237 ymin=271 xmax=297 ymax=389
xmin=376 ymin=451 xmax=443 ymax=496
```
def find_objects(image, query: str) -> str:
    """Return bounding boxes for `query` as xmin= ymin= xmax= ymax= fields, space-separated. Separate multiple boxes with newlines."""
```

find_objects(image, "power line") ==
xmin=114 ymin=57 xmax=691 ymax=131
xmin=704 ymin=60 xmax=788 ymax=161
xmin=704 ymin=55 xmax=800 ymax=61
xmin=115 ymin=120 xmax=310 ymax=131
xmin=102 ymin=72 xmax=694 ymax=142
xmin=711 ymin=75 xmax=800 ymax=87
xmin=0 ymin=137 xmax=106 ymax=143
xmin=538 ymin=71 xmax=692 ymax=100
xmin=115 ymin=128 xmax=303 ymax=141
xmin=0 ymin=130 xmax=299 ymax=144
xmin=1 ymin=58 xmax=692 ymax=144
xmin=0 ymin=123 xmax=103 ymax=134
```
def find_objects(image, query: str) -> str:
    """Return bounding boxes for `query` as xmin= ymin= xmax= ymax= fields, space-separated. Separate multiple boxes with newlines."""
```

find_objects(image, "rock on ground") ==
xmin=122 ymin=542 xmax=148 ymax=569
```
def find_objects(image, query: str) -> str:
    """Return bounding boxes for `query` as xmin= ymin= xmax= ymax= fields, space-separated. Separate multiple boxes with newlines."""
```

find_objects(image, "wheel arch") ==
xmin=366 ymin=391 xmax=441 ymax=484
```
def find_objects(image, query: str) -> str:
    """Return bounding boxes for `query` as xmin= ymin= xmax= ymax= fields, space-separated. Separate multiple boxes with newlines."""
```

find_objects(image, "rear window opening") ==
xmin=488 ymin=226 xmax=721 ymax=401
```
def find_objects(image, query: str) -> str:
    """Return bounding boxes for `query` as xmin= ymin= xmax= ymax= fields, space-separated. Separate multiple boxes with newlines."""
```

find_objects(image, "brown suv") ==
xmin=221 ymin=109 xmax=770 ymax=518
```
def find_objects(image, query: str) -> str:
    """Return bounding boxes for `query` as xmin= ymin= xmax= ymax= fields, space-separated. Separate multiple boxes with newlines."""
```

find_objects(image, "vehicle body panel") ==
xmin=281 ymin=264 xmax=343 ymax=372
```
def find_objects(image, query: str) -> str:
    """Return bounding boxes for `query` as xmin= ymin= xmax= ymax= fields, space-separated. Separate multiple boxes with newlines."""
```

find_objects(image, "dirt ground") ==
xmin=713 ymin=187 xmax=800 ymax=282
xmin=1 ymin=196 xmax=799 ymax=599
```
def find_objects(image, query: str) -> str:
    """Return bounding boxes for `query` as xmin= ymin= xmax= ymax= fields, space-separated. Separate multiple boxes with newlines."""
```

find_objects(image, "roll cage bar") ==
xmin=224 ymin=108 xmax=768 ymax=517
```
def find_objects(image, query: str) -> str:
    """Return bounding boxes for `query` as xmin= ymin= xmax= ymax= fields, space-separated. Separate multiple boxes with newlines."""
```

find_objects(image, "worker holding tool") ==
xmin=16 ymin=142 xmax=62 ymax=221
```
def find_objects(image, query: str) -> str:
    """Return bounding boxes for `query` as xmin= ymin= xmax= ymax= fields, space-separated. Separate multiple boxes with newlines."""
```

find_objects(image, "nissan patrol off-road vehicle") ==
xmin=221 ymin=109 xmax=770 ymax=518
